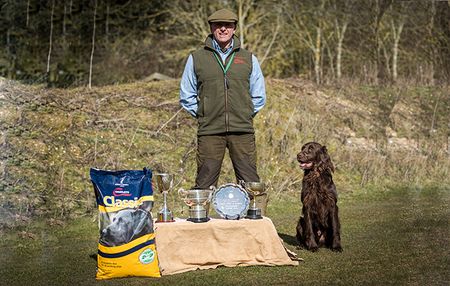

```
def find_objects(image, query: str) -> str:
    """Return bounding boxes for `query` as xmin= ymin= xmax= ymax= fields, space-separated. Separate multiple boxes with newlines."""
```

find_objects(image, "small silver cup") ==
xmin=154 ymin=173 xmax=174 ymax=222
xmin=240 ymin=181 xmax=266 ymax=219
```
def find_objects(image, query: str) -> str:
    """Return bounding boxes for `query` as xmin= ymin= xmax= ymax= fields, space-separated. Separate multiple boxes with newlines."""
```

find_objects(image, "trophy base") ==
xmin=156 ymin=210 xmax=174 ymax=223
xmin=187 ymin=217 xmax=210 ymax=223
xmin=246 ymin=208 xmax=263 ymax=220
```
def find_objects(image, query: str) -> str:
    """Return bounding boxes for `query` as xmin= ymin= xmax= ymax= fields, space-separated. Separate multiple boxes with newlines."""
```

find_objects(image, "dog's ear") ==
xmin=319 ymin=146 xmax=334 ymax=173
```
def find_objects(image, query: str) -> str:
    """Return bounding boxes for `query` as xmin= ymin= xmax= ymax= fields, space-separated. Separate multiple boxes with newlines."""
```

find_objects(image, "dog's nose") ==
xmin=102 ymin=228 xmax=110 ymax=236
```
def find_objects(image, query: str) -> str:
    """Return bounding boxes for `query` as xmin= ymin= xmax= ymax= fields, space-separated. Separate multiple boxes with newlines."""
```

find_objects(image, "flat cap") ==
xmin=208 ymin=9 xmax=238 ymax=23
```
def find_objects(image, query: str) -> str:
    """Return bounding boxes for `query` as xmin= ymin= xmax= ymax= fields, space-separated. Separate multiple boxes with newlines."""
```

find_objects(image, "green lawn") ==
xmin=1 ymin=187 xmax=449 ymax=286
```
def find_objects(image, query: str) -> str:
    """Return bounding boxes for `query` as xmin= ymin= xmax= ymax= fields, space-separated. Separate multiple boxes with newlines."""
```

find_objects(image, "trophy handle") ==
xmin=208 ymin=189 xmax=213 ymax=201
xmin=178 ymin=188 xmax=186 ymax=197
xmin=209 ymin=186 xmax=217 ymax=200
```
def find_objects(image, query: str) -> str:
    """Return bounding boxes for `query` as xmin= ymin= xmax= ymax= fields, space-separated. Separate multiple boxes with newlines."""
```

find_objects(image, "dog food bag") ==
xmin=90 ymin=168 xmax=161 ymax=279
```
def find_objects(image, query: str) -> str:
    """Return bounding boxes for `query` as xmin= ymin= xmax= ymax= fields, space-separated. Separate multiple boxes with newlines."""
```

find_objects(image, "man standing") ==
xmin=180 ymin=8 xmax=266 ymax=189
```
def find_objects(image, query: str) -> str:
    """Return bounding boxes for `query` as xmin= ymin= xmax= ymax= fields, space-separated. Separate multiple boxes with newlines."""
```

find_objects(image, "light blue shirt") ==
xmin=180 ymin=38 xmax=266 ymax=117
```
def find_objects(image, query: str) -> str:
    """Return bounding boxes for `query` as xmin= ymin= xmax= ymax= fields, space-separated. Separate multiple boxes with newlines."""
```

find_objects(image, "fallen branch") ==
xmin=155 ymin=107 xmax=183 ymax=135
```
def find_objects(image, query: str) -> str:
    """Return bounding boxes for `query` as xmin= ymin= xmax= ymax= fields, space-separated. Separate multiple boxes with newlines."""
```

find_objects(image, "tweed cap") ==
xmin=207 ymin=9 xmax=238 ymax=23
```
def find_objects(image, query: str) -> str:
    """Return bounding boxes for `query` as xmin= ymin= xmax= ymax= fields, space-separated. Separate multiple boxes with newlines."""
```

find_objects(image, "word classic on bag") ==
xmin=90 ymin=168 xmax=161 ymax=279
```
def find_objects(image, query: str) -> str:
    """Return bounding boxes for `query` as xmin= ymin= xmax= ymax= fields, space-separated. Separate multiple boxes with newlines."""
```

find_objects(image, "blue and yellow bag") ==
xmin=90 ymin=168 xmax=161 ymax=279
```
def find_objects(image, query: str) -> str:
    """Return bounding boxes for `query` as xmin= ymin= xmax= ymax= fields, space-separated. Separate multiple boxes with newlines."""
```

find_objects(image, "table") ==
xmin=154 ymin=217 xmax=299 ymax=275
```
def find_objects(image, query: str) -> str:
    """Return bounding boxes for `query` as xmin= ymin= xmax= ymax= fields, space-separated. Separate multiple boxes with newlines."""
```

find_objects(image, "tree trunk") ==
xmin=238 ymin=0 xmax=245 ymax=49
xmin=436 ymin=1 xmax=450 ymax=81
xmin=89 ymin=0 xmax=97 ymax=89
xmin=26 ymin=0 xmax=30 ymax=27
xmin=336 ymin=22 xmax=348 ymax=80
xmin=428 ymin=0 xmax=436 ymax=85
xmin=47 ymin=0 xmax=55 ymax=74
xmin=314 ymin=26 xmax=322 ymax=84
xmin=381 ymin=42 xmax=391 ymax=78
xmin=391 ymin=20 xmax=404 ymax=82
xmin=374 ymin=0 xmax=393 ymax=83
xmin=106 ymin=3 xmax=109 ymax=41
xmin=63 ymin=1 xmax=67 ymax=36
xmin=325 ymin=39 xmax=335 ymax=81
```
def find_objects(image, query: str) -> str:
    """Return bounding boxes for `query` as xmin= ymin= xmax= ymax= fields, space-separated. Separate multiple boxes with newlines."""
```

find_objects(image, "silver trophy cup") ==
xmin=154 ymin=173 xmax=174 ymax=222
xmin=178 ymin=188 xmax=213 ymax=223
xmin=240 ymin=181 xmax=266 ymax=219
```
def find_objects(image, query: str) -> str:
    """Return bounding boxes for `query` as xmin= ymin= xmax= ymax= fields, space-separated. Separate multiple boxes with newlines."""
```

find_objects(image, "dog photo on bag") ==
xmin=100 ymin=208 xmax=153 ymax=247
xmin=295 ymin=142 xmax=342 ymax=252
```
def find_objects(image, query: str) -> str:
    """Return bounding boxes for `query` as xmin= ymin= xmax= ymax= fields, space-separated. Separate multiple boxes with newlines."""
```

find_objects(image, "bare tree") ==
xmin=425 ymin=0 xmax=437 ymax=84
xmin=378 ymin=1 xmax=409 ymax=82
xmin=165 ymin=0 xmax=282 ymax=68
xmin=331 ymin=0 xmax=354 ymax=80
xmin=390 ymin=17 xmax=404 ymax=82
xmin=105 ymin=2 xmax=110 ymax=40
xmin=236 ymin=0 xmax=282 ymax=65
xmin=164 ymin=0 xmax=217 ymax=63
xmin=259 ymin=14 xmax=281 ymax=66
xmin=88 ymin=0 xmax=97 ymax=89
xmin=26 ymin=0 xmax=31 ymax=27
xmin=286 ymin=0 xmax=329 ymax=84
xmin=237 ymin=0 xmax=252 ymax=48
xmin=46 ymin=0 xmax=55 ymax=74
xmin=373 ymin=0 xmax=393 ymax=83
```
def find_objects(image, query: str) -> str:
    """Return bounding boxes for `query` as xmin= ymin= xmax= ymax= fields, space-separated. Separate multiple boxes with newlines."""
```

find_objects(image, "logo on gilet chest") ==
xmin=233 ymin=56 xmax=246 ymax=64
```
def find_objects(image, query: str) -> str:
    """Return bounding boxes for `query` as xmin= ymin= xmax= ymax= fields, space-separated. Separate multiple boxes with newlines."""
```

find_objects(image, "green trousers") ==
xmin=195 ymin=133 xmax=260 ymax=189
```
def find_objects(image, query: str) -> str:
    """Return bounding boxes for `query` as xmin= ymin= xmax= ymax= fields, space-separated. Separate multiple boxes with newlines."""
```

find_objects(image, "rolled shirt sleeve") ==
xmin=250 ymin=54 xmax=266 ymax=115
xmin=179 ymin=54 xmax=198 ymax=117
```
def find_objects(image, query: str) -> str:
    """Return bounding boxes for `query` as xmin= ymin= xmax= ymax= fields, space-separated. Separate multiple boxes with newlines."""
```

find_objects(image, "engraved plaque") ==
xmin=212 ymin=183 xmax=250 ymax=220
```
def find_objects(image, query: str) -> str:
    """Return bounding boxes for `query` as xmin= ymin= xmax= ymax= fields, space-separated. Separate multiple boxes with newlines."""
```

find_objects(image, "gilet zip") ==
xmin=212 ymin=51 xmax=236 ymax=132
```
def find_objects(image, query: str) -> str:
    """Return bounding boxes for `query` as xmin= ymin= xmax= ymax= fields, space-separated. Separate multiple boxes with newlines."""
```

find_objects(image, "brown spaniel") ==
xmin=296 ymin=142 xmax=342 ymax=252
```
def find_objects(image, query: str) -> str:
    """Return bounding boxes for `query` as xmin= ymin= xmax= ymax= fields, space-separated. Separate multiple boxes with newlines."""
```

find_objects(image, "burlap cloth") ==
xmin=154 ymin=217 xmax=299 ymax=275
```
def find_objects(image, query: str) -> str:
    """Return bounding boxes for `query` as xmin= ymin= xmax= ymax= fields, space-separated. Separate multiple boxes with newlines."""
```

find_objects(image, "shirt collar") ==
xmin=212 ymin=38 xmax=234 ymax=54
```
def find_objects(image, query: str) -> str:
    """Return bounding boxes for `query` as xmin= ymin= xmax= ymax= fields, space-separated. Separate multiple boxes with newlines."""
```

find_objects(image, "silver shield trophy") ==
xmin=154 ymin=173 xmax=174 ymax=223
xmin=211 ymin=183 xmax=250 ymax=220
xmin=240 ymin=181 xmax=266 ymax=219
xmin=178 ymin=188 xmax=213 ymax=223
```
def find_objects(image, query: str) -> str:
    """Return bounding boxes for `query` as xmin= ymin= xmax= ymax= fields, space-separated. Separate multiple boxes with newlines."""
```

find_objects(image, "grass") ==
xmin=1 ymin=186 xmax=449 ymax=286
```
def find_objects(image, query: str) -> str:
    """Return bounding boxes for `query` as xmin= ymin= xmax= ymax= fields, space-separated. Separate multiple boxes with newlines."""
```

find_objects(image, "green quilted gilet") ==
xmin=192 ymin=35 xmax=254 ymax=135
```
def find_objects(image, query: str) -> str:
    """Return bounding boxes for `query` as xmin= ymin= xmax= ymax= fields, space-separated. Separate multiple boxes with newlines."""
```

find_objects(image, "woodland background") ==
xmin=1 ymin=0 xmax=450 ymax=87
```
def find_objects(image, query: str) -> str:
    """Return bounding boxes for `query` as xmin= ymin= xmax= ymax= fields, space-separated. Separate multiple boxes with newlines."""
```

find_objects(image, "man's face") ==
xmin=210 ymin=22 xmax=236 ymax=47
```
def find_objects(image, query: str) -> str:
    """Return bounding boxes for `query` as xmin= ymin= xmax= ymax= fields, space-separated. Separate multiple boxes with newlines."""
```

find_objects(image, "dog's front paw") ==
xmin=306 ymin=243 xmax=319 ymax=252
xmin=305 ymin=240 xmax=318 ymax=252
xmin=331 ymin=245 xmax=343 ymax=252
